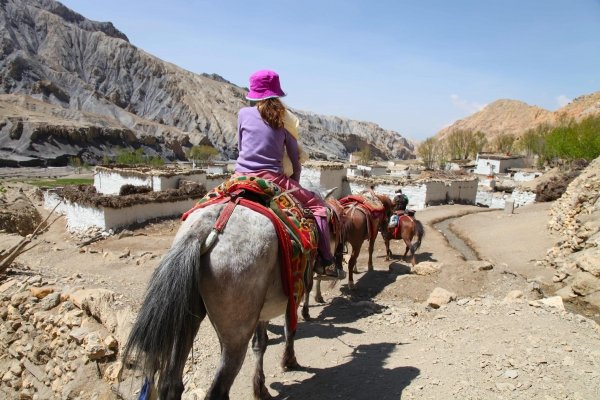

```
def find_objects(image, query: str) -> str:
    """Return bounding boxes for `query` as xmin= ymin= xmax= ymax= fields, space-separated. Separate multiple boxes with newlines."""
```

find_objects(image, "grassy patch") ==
xmin=25 ymin=178 xmax=94 ymax=188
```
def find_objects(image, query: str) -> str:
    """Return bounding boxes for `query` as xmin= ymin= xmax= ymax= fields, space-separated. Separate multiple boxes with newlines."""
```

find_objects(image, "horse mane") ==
xmin=375 ymin=193 xmax=393 ymax=218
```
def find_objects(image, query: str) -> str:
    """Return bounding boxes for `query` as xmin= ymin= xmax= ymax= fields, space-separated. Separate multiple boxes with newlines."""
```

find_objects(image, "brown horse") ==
xmin=383 ymin=213 xmax=425 ymax=267
xmin=339 ymin=192 xmax=393 ymax=289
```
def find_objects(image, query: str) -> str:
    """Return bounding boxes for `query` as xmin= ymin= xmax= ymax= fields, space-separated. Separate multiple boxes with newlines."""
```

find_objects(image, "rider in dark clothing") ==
xmin=393 ymin=189 xmax=409 ymax=212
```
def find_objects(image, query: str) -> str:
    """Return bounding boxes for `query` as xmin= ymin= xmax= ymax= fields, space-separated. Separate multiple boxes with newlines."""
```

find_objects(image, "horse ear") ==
xmin=323 ymin=187 xmax=338 ymax=199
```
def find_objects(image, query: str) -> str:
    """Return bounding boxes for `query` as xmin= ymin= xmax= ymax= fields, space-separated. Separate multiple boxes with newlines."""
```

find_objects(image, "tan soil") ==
xmin=1 ymin=180 xmax=599 ymax=399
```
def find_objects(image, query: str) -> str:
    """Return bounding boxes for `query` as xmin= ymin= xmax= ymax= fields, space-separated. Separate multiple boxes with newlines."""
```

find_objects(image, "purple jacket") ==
xmin=235 ymin=106 xmax=301 ymax=181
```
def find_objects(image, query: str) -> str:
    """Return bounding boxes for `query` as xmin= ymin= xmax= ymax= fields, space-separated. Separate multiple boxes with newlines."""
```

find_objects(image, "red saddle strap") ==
xmin=213 ymin=198 xmax=239 ymax=233
xmin=206 ymin=196 xmax=299 ymax=331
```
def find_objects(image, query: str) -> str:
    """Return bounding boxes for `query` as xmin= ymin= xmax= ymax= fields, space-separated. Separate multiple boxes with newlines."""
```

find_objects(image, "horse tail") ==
xmin=411 ymin=219 xmax=425 ymax=254
xmin=122 ymin=230 xmax=205 ymax=380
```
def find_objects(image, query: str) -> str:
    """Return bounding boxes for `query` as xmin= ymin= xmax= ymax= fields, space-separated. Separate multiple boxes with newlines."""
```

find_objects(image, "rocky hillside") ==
xmin=545 ymin=155 xmax=600 ymax=313
xmin=437 ymin=99 xmax=555 ymax=140
xmin=0 ymin=0 xmax=413 ymax=166
xmin=557 ymin=91 xmax=600 ymax=120
xmin=437 ymin=92 xmax=600 ymax=141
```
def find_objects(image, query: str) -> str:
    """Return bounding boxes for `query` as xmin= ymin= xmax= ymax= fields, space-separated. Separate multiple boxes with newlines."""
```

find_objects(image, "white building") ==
xmin=300 ymin=161 xmax=346 ymax=198
xmin=474 ymin=153 xmax=527 ymax=176
xmin=346 ymin=175 xmax=479 ymax=210
xmin=94 ymin=165 xmax=208 ymax=195
xmin=347 ymin=164 xmax=388 ymax=178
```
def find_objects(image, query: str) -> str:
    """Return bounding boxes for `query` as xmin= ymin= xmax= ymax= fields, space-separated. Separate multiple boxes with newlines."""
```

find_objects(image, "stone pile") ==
xmin=0 ymin=265 xmax=136 ymax=399
xmin=545 ymin=156 xmax=600 ymax=311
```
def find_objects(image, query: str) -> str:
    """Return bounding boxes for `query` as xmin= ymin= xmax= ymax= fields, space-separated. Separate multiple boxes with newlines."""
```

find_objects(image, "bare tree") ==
xmin=492 ymin=134 xmax=516 ymax=154
xmin=445 ymin=129 xmax=478 ymax=160
xmin=418 ymin=137 xmax=441 ymax=169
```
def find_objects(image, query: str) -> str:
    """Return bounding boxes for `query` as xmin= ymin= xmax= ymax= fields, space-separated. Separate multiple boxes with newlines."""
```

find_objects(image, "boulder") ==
xmin=413 ymin=262 xmax=442 ymax=276
xmin=529 ymin=296 xmax=565 ymax=311
xmin=503 ymin=290 xmax=524 ymax=303
xmin=426 ymin=287 xmax=456 ymax=309
xmin=573 ymin=247 xmax=600 ymax=277
xmin=29 ymin=286 xmax=55 ymax=299
xmin=571 ymin=272 xmax=600 ymax=296
xmin=467 ymin=260 xmax=494 ymax=271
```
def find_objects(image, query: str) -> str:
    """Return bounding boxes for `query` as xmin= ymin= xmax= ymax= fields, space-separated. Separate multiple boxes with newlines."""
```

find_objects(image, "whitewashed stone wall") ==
xmin=44 ymin=192 xmax=197 ymax=232
xmin=475 ymin=189 xmax=535 ymax=209
xmin=476 ymin=191 xmax=510 ymax=208
xmin=347 ymin=181 xmax=427 ymax=210
xmin=512 ymin=189 xmax=537 ymax=208
xmin=103 ymin=200 xmax=197 ymax=230
xmin=474 ymin=159 xmax=502 ymax=176
xmin=300 ymin=166 xmax=346 ymax=197
xmin=94 ymin=170 xmax=206 ymax=194
xmin=347 ymin=165 xmax=387 ymax=177
xmin=94 ymin=172 xmax=152 ymax=195
xmin=513 ymin=171 xmax=542 ymax=182
xmin=423 ymin=179 xmax=478 ymax=207
xmin=475 ymin=156 xmax=526 ymax=175
xmin=447 ymin=179 xmax=478 ymax=204
xmin=43 ymin=190 xmax=68 ymax=215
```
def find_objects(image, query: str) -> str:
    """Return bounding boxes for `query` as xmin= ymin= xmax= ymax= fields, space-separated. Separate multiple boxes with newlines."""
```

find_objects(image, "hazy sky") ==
xmin=59 ymin=0 xmax=600 ymax=141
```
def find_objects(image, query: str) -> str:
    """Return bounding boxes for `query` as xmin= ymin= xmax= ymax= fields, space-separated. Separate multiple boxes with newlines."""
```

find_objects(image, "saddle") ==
xmin=339 ymin=190 xmax=385 ymax=238
xmin=182 ymin=175 xmax=318 ymax=331
xmin=389 ymin=214 xmax=415 ymax=239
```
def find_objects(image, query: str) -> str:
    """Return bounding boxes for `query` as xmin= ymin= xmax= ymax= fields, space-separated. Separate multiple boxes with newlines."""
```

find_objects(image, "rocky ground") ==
xmin=0 ymin=178 xmax=599 ymax=399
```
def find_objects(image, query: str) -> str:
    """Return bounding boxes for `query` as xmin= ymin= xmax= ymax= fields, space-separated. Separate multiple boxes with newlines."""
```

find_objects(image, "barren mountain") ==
xmin=437 ymin=99 xmax=555 ymax=141
xmin=0 ymin=0 xmax=414 ymax=166
xmin=437 ymin=92 xmax=600 ymax=141
xmin=556 ymin=91 xmax=600 ymax=120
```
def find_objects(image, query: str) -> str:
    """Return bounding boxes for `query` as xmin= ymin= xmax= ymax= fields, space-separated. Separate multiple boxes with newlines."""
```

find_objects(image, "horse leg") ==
xmin=347 ymin=244 xmax=359 ymax=290
xmin=252 ymin=321 xmax=273 ymax=400
xmin=158 ymin=308 xmax=204 ymax=400
xmin=302 ymin=273 xmax=314 ymax=321
xmin=314 ymin=279 xmax=325 ymax=303
xmin=281 ymin=307 xmax=300 ymax=371
xmin=204 ymin=286 xmax=263 ymax=399
xmin=205 ymin=327 xmax=254 ymax=400
xmin=408 ymin=237 xmax=417 ymax=267
xmin=384 ymin=236 xmax=391 ymax=261
xmin=367 ymin=235 xmax=376 ymax=271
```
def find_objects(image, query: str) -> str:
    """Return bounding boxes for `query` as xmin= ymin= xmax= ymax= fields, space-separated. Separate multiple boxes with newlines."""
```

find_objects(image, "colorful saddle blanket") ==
xmin=339 ymin=190 xmax=385 ymax=214
xmin=339 ymin=190 xmax=385 ymax=237
xmin=181 ymin=175 xmax=318 ymax=331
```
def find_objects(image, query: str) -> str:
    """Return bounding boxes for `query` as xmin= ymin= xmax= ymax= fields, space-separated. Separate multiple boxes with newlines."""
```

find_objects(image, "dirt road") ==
xmin=1 ymin=188 xmax=599 ymax=399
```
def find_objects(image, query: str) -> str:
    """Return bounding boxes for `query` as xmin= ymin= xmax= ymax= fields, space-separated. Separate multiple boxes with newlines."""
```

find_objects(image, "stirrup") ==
xmin=315 ymin=261 xmax=346 ymax=280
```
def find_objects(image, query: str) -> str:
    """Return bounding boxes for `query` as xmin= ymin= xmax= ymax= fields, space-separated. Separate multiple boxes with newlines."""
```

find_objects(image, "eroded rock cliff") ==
xmin=0 ymin=0 xmax=414 ymax=165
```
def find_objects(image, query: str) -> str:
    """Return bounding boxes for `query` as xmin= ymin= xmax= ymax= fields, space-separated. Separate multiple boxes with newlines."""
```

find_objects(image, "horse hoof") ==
xmin=315 ymin=296 xmax=325 ymax=304
xmin=348 ymin=281 xmax=355 ymax=290
xmin=282 ymin=359 xmax=301 ymax=371
xmin=257 ymin=388 xmax=273 ymax=400
xmin=301 ymin=311 xmax=311 ymax=321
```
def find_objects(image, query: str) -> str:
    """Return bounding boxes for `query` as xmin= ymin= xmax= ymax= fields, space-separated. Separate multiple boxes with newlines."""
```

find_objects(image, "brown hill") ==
xmin=437 ymin=99 xmax=555 ymax=141
xmin=437 ymin=92 xmax=600 ymax=141
xmin=556 ymin=91 xmax=600 ymax=120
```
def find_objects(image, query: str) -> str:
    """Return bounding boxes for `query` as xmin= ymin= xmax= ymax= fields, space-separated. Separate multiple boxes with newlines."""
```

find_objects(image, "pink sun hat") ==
xmin=245 ymin=70 xmax=286 ymax=101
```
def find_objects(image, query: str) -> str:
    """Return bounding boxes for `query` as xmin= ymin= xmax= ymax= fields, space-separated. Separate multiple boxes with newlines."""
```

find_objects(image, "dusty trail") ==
xmin=1 ymin=184 xmax=599 ymax=399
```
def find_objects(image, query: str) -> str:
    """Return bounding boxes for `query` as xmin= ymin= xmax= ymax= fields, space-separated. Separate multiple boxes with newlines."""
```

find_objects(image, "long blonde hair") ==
xmin=257 ymin=98 xmax=285 ymax=129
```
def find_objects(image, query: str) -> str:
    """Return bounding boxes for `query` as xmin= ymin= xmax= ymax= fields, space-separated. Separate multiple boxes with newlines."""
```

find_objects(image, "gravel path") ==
xmin=1 ymin=194 xmax=599 ymax=399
